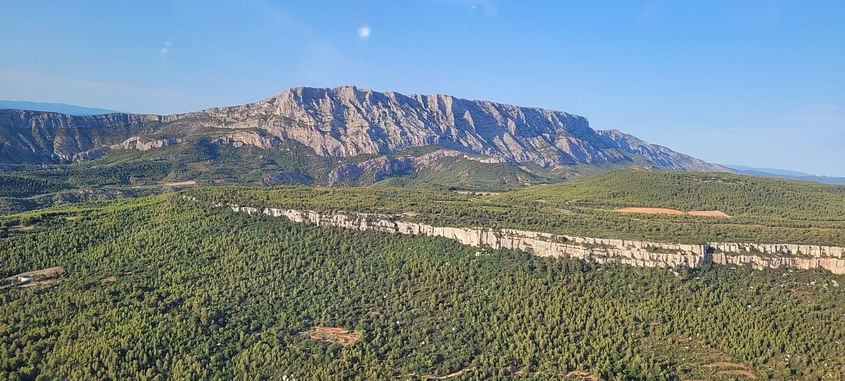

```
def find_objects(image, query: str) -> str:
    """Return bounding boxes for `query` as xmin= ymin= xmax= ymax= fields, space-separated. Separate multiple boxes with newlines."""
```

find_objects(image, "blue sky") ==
xmin=2 ymin=1 xmax=843 ymax=176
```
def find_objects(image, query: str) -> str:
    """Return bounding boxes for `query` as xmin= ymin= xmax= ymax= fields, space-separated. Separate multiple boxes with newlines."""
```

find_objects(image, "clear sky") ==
xmin=2 ymin=1 xmax=843 ymax=176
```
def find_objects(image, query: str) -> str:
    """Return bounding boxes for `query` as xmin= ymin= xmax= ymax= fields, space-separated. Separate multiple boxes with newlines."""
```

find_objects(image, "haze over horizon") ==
xmin=1 ymin=1 xmax=843 ymax=176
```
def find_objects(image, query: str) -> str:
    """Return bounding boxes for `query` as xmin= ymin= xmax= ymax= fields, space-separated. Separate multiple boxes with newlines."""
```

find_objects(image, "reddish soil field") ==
xmin=615 ymin=207 xmax=731 ymax=218
xmin=298 ymin=326 xmax=361 ymax=346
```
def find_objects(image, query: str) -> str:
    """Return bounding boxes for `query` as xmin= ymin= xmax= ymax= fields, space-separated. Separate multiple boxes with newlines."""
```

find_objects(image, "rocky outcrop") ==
xmin=200 ymin=198 xmax=844 ymax=274
xmin=245 ymin=206 xmax=711 ymax=269
xmin=113 ymin=136 xmax=181 ymax=151
xmin=711 ymin=253 xmax=845 ymax=274
xmin=65 ymin=136 xmax=182 ymax=162
xmin=709 ymin=242 xmax=845 ymax=274
xmin=328 ymin=149 xmax=464 ymax=184
xmin=253 ymin=86 xmax=726 ymax=171
xmin=0 ymin=86 xmax=728 ymax=172
xmin=0 ymin=110 xmax=167 ymax=163
xmin=212 ymin=131 xmax=278 ymax=149
xmin=709 ymin=242 xmax=845 ymax=258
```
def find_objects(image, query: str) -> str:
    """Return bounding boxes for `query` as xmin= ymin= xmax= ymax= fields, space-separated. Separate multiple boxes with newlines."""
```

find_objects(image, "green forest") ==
xmin=182 ymin=170 xmax=845 ymax=246
xmin=2 ymin=169 xmax=845 ymax=380
xmin=1 ymin=194 xmax=843 ymax=380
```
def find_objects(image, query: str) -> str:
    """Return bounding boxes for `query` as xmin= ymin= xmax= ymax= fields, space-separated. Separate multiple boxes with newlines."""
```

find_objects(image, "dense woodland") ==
xmin=497 ymin=170 xmax=845 ymax=221
xmin=2 ymin=167 xmax=845 ymax=379
xmin=1 ymin=195 xmax=843 ymax=380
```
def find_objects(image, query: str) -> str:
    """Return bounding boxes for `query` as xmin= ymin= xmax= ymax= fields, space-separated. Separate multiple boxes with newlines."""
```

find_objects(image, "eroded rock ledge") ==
xmin=186 ymin=196 xmax=845 ymax=274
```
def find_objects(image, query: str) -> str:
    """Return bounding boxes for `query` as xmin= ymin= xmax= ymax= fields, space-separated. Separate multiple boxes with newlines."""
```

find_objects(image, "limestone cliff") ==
xmin=0 ymin=86 xmax=727 ymax=172
xmin=192 ymin=197 xmax=844 ymax=275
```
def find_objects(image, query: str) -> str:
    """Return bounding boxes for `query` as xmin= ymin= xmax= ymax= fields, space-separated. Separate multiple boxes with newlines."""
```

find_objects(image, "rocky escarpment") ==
xmin=0 ymin=110 xmax=168 ymax=163
xmin=72 ymin=136 xmax=183 ymax=161
xmin=0 ymin=86 xmax=727 ymax=172
xmin=194 ymin=197 xmax=844 ymax=274
xmin=709 ymin=242 xmax=845 ymax=273
xmin=326 ymin=149 xmax=503 ymax=184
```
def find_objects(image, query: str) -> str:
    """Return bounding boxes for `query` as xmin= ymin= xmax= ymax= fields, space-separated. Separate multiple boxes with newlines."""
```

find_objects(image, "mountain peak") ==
xmin=0 ymin=86 xmax=727 ymax=173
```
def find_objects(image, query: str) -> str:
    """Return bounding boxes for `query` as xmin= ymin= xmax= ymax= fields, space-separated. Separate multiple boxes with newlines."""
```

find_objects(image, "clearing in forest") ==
xmin=6 ymin=266 xmax=64 ymax=279
xmin=297 ymin=326 xmax=361 ymax=347
xmin=687 ymin=210 xmax=731 ymax=218
xmin=101 ymin=276 xmax=118 ymax=284
xmin=162 ymin=180 xmax=198 ymax=187
xmin=1 ymin=266 xmax=64 ymax=290
xmin=614 ymin=207 xmax=731 ymax=218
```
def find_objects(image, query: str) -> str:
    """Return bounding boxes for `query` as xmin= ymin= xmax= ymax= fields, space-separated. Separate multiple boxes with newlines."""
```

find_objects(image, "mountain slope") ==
xmin=0 ymin=86 xmax=727 ymax=175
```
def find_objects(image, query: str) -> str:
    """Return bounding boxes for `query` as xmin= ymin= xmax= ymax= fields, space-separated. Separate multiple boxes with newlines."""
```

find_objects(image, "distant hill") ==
xmin=728 ymin=164 xmax=845 ymax=185
xmin=0 ymin=100 xmax=116 ymax=116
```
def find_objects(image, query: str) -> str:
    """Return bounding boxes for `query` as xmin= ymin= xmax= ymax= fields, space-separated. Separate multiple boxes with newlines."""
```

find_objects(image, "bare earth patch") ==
xmin=19 ymin=279 xmax=61 ymax=288
xmin=162 ymin=180 xmax=197 ymax=187
xmin=687 ymin=210 xmax=731 ymax=218
xmin=297 ymin=326 xmax=361 ymax=347
xmin=615 ymin=207 xmax=730 ymax=218
xmin=9 ymin=266 xmax=64 ymax=279
xmin=9 ymin=225 xmax=34 ymax=232
xmin=616 ymin=207 xmax=685 ymax=215
xmin=2 ymin=266 xmax=64 ymax=290
xmin=101 ymin=276 xmax=118 ymax=284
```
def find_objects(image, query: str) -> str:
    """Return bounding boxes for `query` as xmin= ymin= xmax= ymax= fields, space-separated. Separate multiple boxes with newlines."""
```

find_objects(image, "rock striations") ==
xmin=0 ymin=86 xmax=726 ymax=172
xmin=199 ymin=197 xmax=845 ymax=275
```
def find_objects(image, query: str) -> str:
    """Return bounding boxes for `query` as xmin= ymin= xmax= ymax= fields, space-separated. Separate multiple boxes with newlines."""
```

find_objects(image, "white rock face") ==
xmin=709 ymin=242 xmax=845 ymax=258
xmin=114 ymin=136 xmax=181 ymax=151
xmin=234 ymin=86 xmax=725 ymax=170
xmin=205 ymin=199 xmax=845 ymax=275
xmin=254 ymin=206 xmax=708 ymax=268
xmin=0 ymin=87 xmax=728 ymax=172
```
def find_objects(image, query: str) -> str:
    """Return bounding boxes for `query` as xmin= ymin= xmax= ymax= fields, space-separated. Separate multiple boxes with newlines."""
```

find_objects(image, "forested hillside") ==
xmin=495 ymin=170 xmax=845 ymax=221
xmin=184 ymin=169 xmax=845 ymax=246
xmin=1 ymin=195 xmax=843 ymax=380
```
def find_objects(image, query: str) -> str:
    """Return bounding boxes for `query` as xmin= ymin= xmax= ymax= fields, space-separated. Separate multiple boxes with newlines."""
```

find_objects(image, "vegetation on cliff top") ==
xmin=180 ymin=170 xmax=845 ymax=246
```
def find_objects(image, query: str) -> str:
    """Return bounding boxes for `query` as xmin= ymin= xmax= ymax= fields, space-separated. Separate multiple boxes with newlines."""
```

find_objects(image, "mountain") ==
xmin=729 ymin=164 xmax=845 ymax=185
xmin=0 ymin=86 xmax=727 ymax=183
xmin=0 ymin=100 xmax=116 ymax=116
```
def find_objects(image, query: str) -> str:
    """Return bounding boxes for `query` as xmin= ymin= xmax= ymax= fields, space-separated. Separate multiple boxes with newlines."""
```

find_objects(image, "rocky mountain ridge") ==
xmin=197 ymin=196 xmax=845 ymax=275
xmin=0 ymin=86 xmax=726 ymax=173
